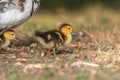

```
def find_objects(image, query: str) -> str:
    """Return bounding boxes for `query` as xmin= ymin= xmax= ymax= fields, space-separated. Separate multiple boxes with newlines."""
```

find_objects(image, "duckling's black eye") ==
xmin=11 ymin=33 xmax=14 ymax=35
xmin=68 ymin=27 xmax=71 ymax=30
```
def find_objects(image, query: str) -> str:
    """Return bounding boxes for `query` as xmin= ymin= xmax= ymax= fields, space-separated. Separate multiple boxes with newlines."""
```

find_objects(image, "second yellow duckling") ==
xmin=35 ymin=23 xmax=72 ymax=54
xmin=0 ymin=29 xmax=16 ymax=50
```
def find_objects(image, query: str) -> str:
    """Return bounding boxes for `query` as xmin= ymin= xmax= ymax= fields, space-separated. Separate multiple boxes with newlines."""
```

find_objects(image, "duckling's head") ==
xmin=3 ymin=29 xmax=15 ymax=40
xmin=59 ymin=23 xmax=72 ymax=36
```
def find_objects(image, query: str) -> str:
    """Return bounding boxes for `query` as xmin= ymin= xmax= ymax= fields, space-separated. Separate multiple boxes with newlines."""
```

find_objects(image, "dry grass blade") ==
xmin=71 ymin=60 xmax=100 ymax=67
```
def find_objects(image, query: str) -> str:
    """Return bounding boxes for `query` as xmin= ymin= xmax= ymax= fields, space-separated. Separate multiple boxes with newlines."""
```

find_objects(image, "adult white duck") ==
xmin=0 ymin=0 xmax=40 ymax=30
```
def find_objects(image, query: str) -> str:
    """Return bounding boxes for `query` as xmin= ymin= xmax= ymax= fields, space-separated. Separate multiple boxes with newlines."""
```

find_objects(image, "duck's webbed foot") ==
xmin=44 ymin=48 xmax=58 ymax=56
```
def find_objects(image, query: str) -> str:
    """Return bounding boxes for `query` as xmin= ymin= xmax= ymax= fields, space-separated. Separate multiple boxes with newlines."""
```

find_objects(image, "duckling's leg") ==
xmin=52 ymin=48 xmax=58 ymax=56
xmin=44 ymin=48 xmax=53 ymax=55
xmin=46 ymin=48 xmax=57 ymax=55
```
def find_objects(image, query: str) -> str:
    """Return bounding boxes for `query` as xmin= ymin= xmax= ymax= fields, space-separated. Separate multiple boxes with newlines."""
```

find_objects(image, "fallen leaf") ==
xmin=30 ymin=43 xmax=38 ymax=47
xmin=55 ymin=57 xmax=61 ymax=61
xmin=18 ymin=52 xmax=28 ymax=57
xmin=15 ymin=58 xmax=27 ymax=62
xmin=57 ymin=70 xmax=65 ymax=76
xmin=70 ymin=43 xmax=80 ymax=48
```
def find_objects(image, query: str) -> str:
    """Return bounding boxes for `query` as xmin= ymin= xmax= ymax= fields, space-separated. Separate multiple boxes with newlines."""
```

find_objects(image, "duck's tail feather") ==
xmin=35 ymin=30 xmax=46 ymax=39
xmin=35 ymin=31 xmax=43 ymax=36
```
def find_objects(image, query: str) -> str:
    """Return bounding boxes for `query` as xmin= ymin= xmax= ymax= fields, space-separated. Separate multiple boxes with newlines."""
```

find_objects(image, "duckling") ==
xmin=0 ymin=29 xmax=15 ymax=50
xmin=35 ymin=23 xmax=72 ymax=55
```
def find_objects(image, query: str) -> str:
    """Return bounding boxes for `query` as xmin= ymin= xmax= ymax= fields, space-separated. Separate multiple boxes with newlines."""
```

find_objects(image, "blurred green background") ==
xmin=40 ymin=0 xmax=120 ymax=11
xmin=18 ymin=0 xmax=120 ymax=38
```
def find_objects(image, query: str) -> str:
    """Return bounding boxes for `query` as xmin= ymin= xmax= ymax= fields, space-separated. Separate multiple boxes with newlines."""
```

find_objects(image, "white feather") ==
xmin=0 ymin=0 xmax=40 ymax=29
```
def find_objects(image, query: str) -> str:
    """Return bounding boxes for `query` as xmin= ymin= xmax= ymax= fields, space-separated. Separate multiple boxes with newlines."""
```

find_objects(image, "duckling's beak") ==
xmin=13 ymin=38 xmax=19 ymax=42
xmin=71 ymin=32 xmax=78 ymax=36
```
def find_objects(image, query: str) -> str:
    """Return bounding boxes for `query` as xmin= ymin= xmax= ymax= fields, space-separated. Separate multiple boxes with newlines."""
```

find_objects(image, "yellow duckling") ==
xmin=0 ymin=29 xmax=15 ymax=50
xmin=35 ymin=23 xmax=72 ymax=54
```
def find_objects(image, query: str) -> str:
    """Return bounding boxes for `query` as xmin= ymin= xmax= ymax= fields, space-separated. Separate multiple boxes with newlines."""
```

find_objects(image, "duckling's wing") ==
xmin=35 ymin=30 xmax=55 ymax=48
xmin=35 ymin=30 xmax=61 ymax=42
xmin=35 ymin=30 xmax=46 ymax=39
xmin=35 ymin=30 xmax=67 ymax=48
xmin=44 ymin=30 xmax=64 ymax=43
xmin=51 ymin=32 xmax=66 ymax=46
xmin=43 ymin=31 xmax=66 ymax=46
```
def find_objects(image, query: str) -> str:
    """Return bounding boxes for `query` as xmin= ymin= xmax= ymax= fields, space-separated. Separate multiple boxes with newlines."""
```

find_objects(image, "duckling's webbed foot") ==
xmin=44 ymin=48 xmax=58 ymax=55
xmin=52 ymin=48 xmax=58 ymax=56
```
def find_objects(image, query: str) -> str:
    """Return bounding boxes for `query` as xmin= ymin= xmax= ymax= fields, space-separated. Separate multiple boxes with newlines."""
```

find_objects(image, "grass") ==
xmin=0 ymin=5 xmax=120 ymax=80
xmin=29 ymin=56 xmax=39 ymax=63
